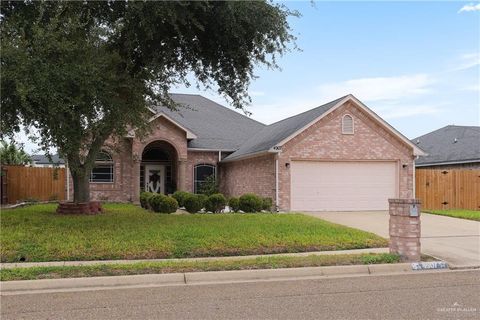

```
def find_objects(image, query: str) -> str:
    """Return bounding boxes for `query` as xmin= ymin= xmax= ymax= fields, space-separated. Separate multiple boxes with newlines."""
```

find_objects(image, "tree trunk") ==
xmin=71 ymin=169 xmax=90 ymax=203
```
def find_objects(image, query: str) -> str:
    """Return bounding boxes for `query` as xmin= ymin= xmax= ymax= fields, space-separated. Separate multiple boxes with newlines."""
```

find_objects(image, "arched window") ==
xmin=90 ymin=151 xmax=114 ymax=183
xmin=342 ymin=114 xmax=354 ymax=134
xmin=194 ymin=164 xmax=216 ymax=193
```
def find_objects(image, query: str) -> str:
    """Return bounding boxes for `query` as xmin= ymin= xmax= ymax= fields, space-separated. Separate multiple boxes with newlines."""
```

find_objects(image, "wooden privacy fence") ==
xmin=1 ymin=166 xmax=66 ymax=204
xmin=415 ymin=169 xmax=480 ymax=210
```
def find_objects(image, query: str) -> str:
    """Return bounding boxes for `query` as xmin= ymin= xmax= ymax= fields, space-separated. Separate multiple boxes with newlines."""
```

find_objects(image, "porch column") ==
xmin=132 ymin=159 xmax=141 ymax=204
xmin=178 ymin=158 xmax=187 ymax=191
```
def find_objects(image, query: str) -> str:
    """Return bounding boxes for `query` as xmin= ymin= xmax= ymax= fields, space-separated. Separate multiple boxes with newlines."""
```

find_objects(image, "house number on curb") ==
xmin=411 ymin=261 xmax=448 ymax=270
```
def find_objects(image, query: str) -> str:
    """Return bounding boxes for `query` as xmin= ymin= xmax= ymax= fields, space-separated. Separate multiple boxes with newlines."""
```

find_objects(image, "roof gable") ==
xmin=223 ymin=95 xmax=425 ymax=162
xmin=128 ymin=112 xmax=197 ymax=140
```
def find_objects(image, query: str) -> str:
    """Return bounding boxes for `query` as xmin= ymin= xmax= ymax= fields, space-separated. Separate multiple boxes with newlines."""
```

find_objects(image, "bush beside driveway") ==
xmin=0 ymin=204 xmax=387 ymax=263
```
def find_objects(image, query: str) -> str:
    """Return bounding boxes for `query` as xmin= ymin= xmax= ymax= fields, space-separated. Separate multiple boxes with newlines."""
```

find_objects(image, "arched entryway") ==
xmin=141 ymin=141 xmax=178 ymax=194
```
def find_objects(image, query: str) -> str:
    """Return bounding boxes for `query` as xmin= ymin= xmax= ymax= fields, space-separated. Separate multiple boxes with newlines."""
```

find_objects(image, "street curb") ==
xmin=0 ymin=273 xmax=185 ymax=294
xmin=0 ymin=263 xmax=451 ymax=295
xmin=448 ymin=263 xmax=480 ymax=270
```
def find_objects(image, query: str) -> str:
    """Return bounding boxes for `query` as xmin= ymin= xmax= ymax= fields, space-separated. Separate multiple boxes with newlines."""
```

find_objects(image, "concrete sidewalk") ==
xmin=0 ymin=248 xmax=389 ymax=269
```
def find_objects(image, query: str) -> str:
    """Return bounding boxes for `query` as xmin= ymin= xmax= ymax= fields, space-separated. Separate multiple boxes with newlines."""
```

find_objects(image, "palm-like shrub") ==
xmin=0 ymin=141 xmax=32 ymax=165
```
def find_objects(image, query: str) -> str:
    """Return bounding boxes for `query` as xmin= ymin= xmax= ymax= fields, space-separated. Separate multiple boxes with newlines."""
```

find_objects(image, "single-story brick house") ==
xmin=68 ymin=93 xmax=425 ymax=211
xmin=412 ymin=125 xmax=480 ymax=170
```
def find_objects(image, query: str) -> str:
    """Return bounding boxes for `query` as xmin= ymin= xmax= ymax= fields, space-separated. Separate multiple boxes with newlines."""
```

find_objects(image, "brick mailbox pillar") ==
xmin=388 ymin=199 xmax=421 ymax=262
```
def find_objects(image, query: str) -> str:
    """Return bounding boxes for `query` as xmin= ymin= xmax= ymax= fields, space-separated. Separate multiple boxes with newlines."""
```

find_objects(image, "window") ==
xmin=342 ymin=114 xmax=354 ymax=134
xmin=194 ymin=164 xmax=216 ymax=193
xmin=90 ymin=151 xmax=114 ymax=183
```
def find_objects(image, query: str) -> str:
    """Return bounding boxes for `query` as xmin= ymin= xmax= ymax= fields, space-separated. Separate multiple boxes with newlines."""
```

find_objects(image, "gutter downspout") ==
xmin=66 ymin=161 xmax=70 ymax=201
xmin=275 ymin=157 xmax=279 ymax=211
xmin=413 ymin=156 xmax=418 ymax=198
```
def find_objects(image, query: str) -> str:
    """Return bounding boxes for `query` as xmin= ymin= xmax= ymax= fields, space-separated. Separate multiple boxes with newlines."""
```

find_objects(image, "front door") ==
xmin=145 ymin=165 xmax=165 ymax=194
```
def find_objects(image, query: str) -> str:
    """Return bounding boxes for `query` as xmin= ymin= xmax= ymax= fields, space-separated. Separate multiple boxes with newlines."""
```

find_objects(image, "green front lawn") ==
xmin=424 ymin=209 xmax=480 ymax=221
xmin=0 ymin=204 xmax=387 ymax=263
xmin=0 ymin=253 xmax=400 ymax=281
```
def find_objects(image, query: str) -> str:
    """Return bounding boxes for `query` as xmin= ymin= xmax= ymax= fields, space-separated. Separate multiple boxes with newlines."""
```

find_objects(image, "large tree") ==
xmin=1 ymin=1 xmax=297 ymax=203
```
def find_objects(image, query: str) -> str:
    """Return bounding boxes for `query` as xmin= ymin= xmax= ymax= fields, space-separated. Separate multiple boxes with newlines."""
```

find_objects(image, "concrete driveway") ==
xmin=305 ymin=211 xmax=480 ymax=267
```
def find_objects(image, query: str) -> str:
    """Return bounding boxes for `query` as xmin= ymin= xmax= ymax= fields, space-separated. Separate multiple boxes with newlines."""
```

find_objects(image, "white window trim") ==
xmin=90 ymin=151 xmax=114 ymax=183
xmin=193 ymin=164 xmax=216 ymax=194
xmin=342 ymin=114 xmax=354 ymax=135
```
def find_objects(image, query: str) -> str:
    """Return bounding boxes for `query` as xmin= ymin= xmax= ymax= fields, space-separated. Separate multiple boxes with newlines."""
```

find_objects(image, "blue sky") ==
xmin=176 ymin=1 xmax=479 ymax=139
xmin=17 ymin=1 xmax=480 ymax=153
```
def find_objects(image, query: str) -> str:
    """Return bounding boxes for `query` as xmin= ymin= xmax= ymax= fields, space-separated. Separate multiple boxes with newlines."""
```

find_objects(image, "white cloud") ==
xmin=317 ymin=74 xmax=434 ymax=102
xmin=379 ymin=105 xmax=442 ymax=120
xmin=451 ymin=52 xmax=480 ymax=71
xmin=462 ymin=84 xmax=480 ymax=91
xmin=458 ymin=3 xmax=480 ymax=13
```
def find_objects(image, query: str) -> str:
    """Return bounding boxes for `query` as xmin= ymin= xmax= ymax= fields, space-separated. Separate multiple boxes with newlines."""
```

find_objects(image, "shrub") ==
xmin=196 ymin=194 xmax=208 ymax=208
xmin=198 ymin=174 xmax=219 ymax=196
xmin=149 ymin=194 xmax=178 ymax=213
xmin=239 ymin=193 xmax=262 ymax=212
xmin=205 ymin=193 xmax=227 ymax=213
xmin=140 ymin=192 xmax=155 ymax=209
xmin=228 ymin=197 xmax=240 ymax=212
xmin=172 ymin=191 xmax=191 ymax=208
xmin=261 ymin=197 xmax=273 ymax=211
xmin=184 ymin=194 xmax=205 ymax=213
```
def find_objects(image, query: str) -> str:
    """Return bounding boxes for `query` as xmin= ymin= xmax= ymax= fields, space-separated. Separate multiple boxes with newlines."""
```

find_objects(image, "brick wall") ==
xmin=186 ymin=151 xmax=220 ymax=193
xmin=277 ymin=101 xmax=414 ymax=211
xmin=389 ymin=198 xmax=421 ymax=262
xmin=67 ymin=138 xmax=134 ymax=202
xmin=67 ymin=116 xmax=189 ymax=203
xmin=220 ymin=154 xmax=276 ymax=200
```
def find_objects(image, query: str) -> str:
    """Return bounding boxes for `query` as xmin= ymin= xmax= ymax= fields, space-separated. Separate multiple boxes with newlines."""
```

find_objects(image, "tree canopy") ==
xmin=1 ymin=1 xmax=297 ymax=202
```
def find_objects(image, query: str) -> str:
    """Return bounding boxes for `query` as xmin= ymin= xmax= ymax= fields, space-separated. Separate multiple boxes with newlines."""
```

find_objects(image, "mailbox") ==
xmin=409 ymin=204 xmax=419 ymax=217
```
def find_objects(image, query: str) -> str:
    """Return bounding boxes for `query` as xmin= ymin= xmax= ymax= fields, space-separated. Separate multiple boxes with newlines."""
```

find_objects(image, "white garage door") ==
xmin=291 ymin=161 xmax=397 ymax=211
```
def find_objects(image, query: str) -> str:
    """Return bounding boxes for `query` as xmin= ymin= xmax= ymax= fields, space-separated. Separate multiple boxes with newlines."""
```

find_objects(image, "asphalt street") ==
xmin=1 ymin=270 xmax=479 ymax=320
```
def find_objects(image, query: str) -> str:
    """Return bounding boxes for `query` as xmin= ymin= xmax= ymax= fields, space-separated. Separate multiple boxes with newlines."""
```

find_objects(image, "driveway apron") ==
xmin=305 ymin=211 xmax=480 ymax=266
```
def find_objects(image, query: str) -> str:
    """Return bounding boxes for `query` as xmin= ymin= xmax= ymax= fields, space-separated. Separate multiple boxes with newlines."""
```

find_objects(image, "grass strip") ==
xmin=1 ymin=204 xmax=387 ymax=262
xmin=424 ymin=210 xmax=480 ymax=222
xmin=0 ymin=253 xmax=400 ymax=281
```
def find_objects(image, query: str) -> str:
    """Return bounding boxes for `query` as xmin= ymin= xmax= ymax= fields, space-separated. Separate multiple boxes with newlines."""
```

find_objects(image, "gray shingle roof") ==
xmin=31 ymin=154 xmax=65 ymax=165
xmin=223 ymin=96 xmax=348 ymax=161
xmin=412 ymin=125 xmax=480 ymax=166
xmin=155 ymin=94 xmax=266 ymax=150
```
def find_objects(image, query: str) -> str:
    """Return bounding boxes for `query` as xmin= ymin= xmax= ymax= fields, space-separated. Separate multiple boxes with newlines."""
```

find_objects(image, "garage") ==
xmin=290 ymin=161 xmax=398 ymax=211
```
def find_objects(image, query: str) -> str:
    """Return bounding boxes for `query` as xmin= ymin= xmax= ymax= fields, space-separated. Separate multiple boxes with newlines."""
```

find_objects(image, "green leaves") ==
xmin=1 ymin=1 xmax=297 ymax=199
xmin=0 ymin=140 xmax=32 ymax=165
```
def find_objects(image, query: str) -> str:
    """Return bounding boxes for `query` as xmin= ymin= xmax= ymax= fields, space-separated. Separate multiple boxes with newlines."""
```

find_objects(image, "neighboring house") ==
xmin=31 ymin=154 xmax=65 ymax=168
xmin=68 ymin=93 xmax=424 ymax=211
xmin=413 ymin=125 xmax=480 ymax=169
